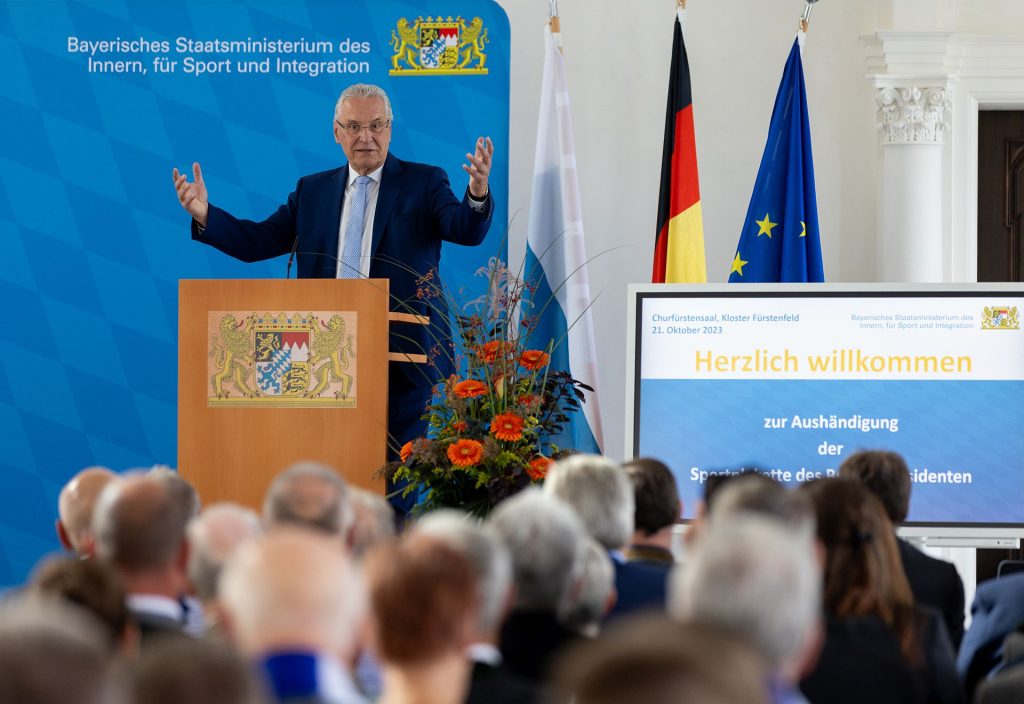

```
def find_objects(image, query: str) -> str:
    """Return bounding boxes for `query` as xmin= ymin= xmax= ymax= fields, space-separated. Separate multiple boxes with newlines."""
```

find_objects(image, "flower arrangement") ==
xmin=382 ymin=257 xmax=591 ymax=517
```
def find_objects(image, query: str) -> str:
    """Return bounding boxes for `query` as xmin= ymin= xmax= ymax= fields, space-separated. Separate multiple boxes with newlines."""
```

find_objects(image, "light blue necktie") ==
xmin=340 ymin=175 xmax=372 ymax=278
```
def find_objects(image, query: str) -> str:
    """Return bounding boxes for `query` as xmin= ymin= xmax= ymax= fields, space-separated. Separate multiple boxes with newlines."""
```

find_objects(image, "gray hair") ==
xmin=563 ymin=538 xmax=615 ymax=636
xmin=489 ymin=488 xmax=586 ymax=614
xmin=147 ymin=466 xmax=201 ymax=520
xmin=262 ymin=461 xmax=351 ymax=536
xmin=709 ymin=476 xmax=816 ymax=542
xmin=347 ymin=487 xmax=395 ymax=559
xmin=93 ymin=473 xmax=190 ymax=571
xmin=544 ymin=454 xmax=634 ymax=550
xmin=670 ymin=516 xmax=821 ymax=670
xmin=335 ymin=83 xmax=393 ymax=121
xmin=187 ymin=503 xmax=262 ymax=602
xmin=416 ymin=510 xmax=512 ymax=637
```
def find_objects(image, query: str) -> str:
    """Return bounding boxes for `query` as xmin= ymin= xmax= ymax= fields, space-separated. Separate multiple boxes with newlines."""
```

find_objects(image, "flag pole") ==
xmin=800 ymin=0 xmax=819 ymax=33
xmin=548 ymin=0 xmax=562 ymax=49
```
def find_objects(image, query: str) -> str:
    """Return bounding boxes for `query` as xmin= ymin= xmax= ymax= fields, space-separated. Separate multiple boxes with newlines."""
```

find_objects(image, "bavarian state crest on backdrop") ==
xmin=390 ymin=16 xmax=489 ymax=75
xmin=207 ymin=311 xmax=357 ymax=407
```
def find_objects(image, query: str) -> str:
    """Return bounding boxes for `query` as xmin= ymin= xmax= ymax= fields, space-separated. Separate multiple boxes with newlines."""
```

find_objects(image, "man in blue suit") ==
xmin=172 ymin=84 xmax=494 ymax=513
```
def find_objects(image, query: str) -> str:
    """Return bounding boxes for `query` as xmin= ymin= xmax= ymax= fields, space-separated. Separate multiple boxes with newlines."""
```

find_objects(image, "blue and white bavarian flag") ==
xmin=523 ymin=23 xmax=603 ymax=453
xmin=728 ymin=33 xmax=824 ymax=283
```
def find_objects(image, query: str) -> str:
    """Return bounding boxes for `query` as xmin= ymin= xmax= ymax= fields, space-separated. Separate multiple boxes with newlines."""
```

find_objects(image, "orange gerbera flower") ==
xmin=452 ymin=420 xmax=469 ymax=433
xmin=527 ymin=456 xmax=552 ymax=481
xmin=453 ymin=379 xmax=488 ymax=398
xmin=519 ymin=350 xmax=550 ymax=371
xmin=400 ymin=440 xmax=415 ymax=464
xmin=447 ymin=439 xmax=484 ymax=467
xmin=517 ymin=393 xmax=540 ymax=407
xmin=478 ymin=340 xmax=503 ymax=364
xmin=490 ymin=412 xmax=524 ymax=442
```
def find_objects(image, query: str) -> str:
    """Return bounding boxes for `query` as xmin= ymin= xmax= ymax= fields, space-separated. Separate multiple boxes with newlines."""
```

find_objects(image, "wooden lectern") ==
xmin=178 ymin=278 xmax=414 ymax=509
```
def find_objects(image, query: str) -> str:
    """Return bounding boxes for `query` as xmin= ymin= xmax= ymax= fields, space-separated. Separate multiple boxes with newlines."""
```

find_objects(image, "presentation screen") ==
xmin=627 ymin=284 xmax=1024 ymax=527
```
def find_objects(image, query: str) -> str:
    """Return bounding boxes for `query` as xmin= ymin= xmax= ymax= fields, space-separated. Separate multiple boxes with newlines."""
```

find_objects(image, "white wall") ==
xmin=495 ymin=0 xmax=881 ymax=461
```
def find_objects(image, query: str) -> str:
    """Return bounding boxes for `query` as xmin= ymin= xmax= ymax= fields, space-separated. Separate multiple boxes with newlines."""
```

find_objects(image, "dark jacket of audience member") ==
xmin=840 ymin=450 xmax=965 ymax=649
xmin=798 ymin=479 xmax=964 ymax=704
xmin=957 ymin=572 xmax=1024 ymax=698
xmin=974 ymin=625 xmax=1024 ymax=704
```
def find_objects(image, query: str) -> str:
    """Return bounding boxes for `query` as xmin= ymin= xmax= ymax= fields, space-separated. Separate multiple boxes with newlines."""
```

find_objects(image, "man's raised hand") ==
xmin=172 ymin=162 xmax=209 ymax=227
xmin=463 ymin=137 xmax=493 ymax=199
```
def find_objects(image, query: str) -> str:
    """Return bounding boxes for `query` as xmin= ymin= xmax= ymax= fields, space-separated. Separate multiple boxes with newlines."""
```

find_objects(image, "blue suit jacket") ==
xmin=192 ymin=152 xmax=494 ymax=387
xmin=958 ymin=573 xmax=1024 ymax=698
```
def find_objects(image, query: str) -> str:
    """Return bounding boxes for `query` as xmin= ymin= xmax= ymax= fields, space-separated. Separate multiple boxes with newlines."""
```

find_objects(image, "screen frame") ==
xmin=625 ymin=282 xmax=1024 ymax=533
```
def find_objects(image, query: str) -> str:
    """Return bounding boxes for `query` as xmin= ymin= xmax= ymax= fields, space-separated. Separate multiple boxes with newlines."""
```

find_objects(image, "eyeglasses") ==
xmin=335 ymin=120 xmax=391 ymax=136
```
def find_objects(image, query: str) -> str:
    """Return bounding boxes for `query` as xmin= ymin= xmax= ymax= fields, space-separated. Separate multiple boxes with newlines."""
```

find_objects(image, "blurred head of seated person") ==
xmin=29 ymin=554 xmax=135 ymax=657
xmin=147 ymin=465 xmax=201 ymax=521
xmin=708 ymin=473 xmax=816 ymax=539
xmin=488 ymin=487 xmax=587 ymax=684
xmin=92 ymin=473 xmax=192 ymax=643
xmin=347 ymin=486 xmax=396 ymax=560
xmin=670 ymin=515 xmax=822 ymax=703
xmin=263 ymin=460 xmax=352 ymax=537
xmin=839 ymin=449 xmax=966 ymax=651
xmin=0 ymin=595 xmax=115 ymax=704
xmin=545 ymin=454 xmax=667 ymax=619
xmin=56 ymin=465 xmax=116 ymax=555
xmin=797 ymin=478 xmax=964 ymax=704
xmin=186 ymin=502 xmax=262 ymax=632
xmin=129 ymin=636 xmax=268 ymax=704
xmin=366 ymin=532 xmax=478 ymax=704
xmin=563 ymin=538 xmax=616 ymax=638
xmin=622 ymin=457 xmax=680 ymax=564
xmin=413 ymin=510 xmax=540 ymax=704
xmin=218 ymin=527 xmax=366 ymax=703
xmin=552 ymin=616 xmax=769 ymax=704
xmin=687 ymin=469 xmax=778 ymax=546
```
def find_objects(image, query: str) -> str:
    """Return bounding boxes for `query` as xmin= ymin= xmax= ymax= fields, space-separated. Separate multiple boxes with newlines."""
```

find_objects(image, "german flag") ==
xmin=653 ymin=8 xmax=706 ymax=283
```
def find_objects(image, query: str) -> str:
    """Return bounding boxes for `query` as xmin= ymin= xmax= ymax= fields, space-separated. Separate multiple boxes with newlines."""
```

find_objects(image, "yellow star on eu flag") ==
xmin=755 ymin=214 xmax=778 ymax=238
xmin=730 ymin=252 xmax=748 ymax=276
xmin=800 ymin=221 xmax=807 ymax=238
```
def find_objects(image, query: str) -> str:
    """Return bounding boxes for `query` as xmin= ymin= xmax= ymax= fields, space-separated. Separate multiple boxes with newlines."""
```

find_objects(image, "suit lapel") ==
xmin=371 ymin=154 xmax=404 ymax=264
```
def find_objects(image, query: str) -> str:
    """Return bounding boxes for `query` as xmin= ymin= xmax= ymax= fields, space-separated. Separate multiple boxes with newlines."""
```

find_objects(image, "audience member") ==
xmin=622 ymin=457 xmax=679 ymax=567
xmin=0 ymin=595 xmax=114 ymax=704
xmin=55 ymin=466 xmax=116 ymax=555
xmin=974 ymin=624 xmax=1024 ymax=704
xmin=545 ymin=454 xmax=667 ymax=618
xmin=415 ymin=510 xmax=540 ymax=704
xmin=129 ymin=636 xmax=268 ymax=704
xmin=93 ymin=473 xmax=192 ymax=645
xmin=708 ymin=474 xmax=814 ymax=536
xmin=957 ymin=571 xmax=1024 ymax=699
xmin=29 ymin=554 xmax=134 ymax=656
xmin=489 ymin=488 xmax=587 ymax=684
xmin=186 ymin=502 xmax=262 ymax=635
xmin=219 ymin=527 xmax=366 ymax=703
xmin=798 ymin=478 xmax=963 ymax=704
xmin=366 ymin=533 xmax=480 ymax=704
xmin=263 ymin=461 xmax=352 ymax=536
xmin=686 ymin=469 xmax=778 ymax=546
xmin=348 ymin=487 xmax=396 ymax=559
xmin=671 ymin=515 xmax=822 ymax=704
xmin=552 ymin=616 xmax=769 ymax=704
xmin=840 ymin=450 xmax=965 ymax=649
xmin=564 ymin=538 xmax=616 ymax=638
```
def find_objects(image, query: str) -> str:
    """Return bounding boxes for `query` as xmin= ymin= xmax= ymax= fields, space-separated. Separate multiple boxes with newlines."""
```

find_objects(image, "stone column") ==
xmin=874 ymin=85 xmax=950 ymax=282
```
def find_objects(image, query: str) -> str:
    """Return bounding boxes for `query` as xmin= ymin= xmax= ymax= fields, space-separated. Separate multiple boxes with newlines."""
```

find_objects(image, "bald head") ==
xmin=219 ymin=528 xmax=362 ymax=657
xmin=93 ymin=475 xmax=190 ymax=572
xmin=57 ymin=467 xmax=116 ymax=554
xmin=262 ymin=462 xmax=351 ymax=536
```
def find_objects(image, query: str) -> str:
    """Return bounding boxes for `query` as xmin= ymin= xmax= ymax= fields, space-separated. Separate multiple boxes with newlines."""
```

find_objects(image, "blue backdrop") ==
xmin=0 ymin=0 xmax=510 ymax=586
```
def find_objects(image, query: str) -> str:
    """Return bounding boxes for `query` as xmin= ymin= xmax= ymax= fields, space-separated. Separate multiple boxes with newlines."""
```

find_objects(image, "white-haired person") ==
xmin=544 ymin=454 xmax=668 ymax=618
xmin=415 ymin=510 xmax=541 ymax=704
xmin=488 ymin=488 xmax=587 ymax=685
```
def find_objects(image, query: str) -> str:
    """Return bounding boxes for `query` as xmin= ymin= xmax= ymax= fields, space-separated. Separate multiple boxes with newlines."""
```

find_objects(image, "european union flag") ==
xmin=728 ymin=37 xmax=823 ymax=283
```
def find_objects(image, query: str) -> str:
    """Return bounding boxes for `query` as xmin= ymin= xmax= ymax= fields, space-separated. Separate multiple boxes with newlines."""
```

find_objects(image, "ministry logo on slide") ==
xmin=981 ymin=306 xmax=1020 ymax=330
xmin=390 ymin=16 xmax=489 ymax=75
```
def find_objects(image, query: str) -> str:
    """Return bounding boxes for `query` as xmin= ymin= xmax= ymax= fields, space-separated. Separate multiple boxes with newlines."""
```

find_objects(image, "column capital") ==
xmin=875 ymin=86 xmax=950 ymax=145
